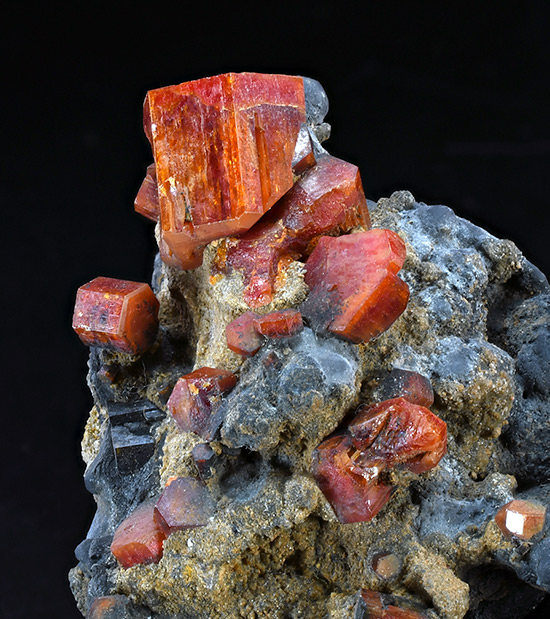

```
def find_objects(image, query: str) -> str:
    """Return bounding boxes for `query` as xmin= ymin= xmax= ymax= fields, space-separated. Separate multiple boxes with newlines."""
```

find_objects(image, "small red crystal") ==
xmin=220 ymin=154 xmax=370 ymax=308
xmin=495 ymin=499 xmax=547 ymax=540
xmin=378 ymin=369 xmax=434 ymax=408
xmin=226 ymin=311 xmax=263 ymax=357
xmin=254 ymin=309 xmax=303 ymax=338
xmin=144 ymin=72 xmax=306 ymax=269
xmin=166 ymin=367 xmax=237 ymax=439
xmin=360 ymin=590 xmax=426 ymax=619
xmin=302 ymin=229 xmax=409 ymax=343
xmin=154 ymin=477 xmax=215 ymax=534
xmin=349 ymin=398 xmax=447 ymax=474
xmin=87 ymin=596 xmax=131 ymax=619
xmin=110 ymin=499 xmax=166 ymax=568
xmin=134 ymin=163 xmax=160 ymax=221
xmin=72 ymin=277 xmax=159 ymax=355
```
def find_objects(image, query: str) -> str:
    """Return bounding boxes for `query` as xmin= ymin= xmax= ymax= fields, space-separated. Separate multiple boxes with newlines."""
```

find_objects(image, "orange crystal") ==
xmin=72 ymin=277 xmax=159 ymax=355
xmin=134 ymin=163 xmax=159 ymax=221
xmin=302 ymin=229 xmax=409 ymax=343
xmin=110 ymin=499 xmax=166 ymax=568
xmin=144 ymin=72 xmax=306 ymax=268
xmin=359 ymin=590 xmax=427 ymax=618
xmin=495 ymin=499 xmax=547 ymax=540
xmin=253 ymin=309 xmax=303 ymax=338
xmin=166 ymin=367 xmax=237 ymax=439
xmin=220 ymin=154 xmax=370 ymax=308
xmin=378 ymin=369 xmax=434 ymax=408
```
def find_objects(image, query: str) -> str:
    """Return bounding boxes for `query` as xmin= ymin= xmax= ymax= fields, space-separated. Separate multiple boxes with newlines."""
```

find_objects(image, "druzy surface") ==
xmin=143 ymin=72 xmax=306 ymax=268
xmin=302 ymin=228 xmax=409 ymax=343
xmin=219 ymin=154 xmax=370 ymax=307
xmin=72 ymin=277 xmax=159 ymax=355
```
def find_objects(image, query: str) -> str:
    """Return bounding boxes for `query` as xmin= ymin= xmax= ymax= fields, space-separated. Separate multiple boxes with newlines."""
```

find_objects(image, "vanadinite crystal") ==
xmin=301 ymin=229 xmax=409 ymax=343
xmin=495 ymin=499 xmax=547 ymax=540
xmin=253 ymin=309 xmax=303 ymax=338
xmin=219 ymin=154 xmax=370 ymax=307
xmin=358 ymin=590 xmax=426 ymax=619
xmin=143 ymin=72 xmax=306 ymax=269
xmin=312 ymin=397 xmax=447 ymax=523
xmin=154 ymin=476 xmax=215 ymax=534
xmin=110 ymin=499 xmax=166 ymax=568
xmin=166 ymin=367 xmax=237 ymax=439
xmin=72 ymin=277 xmax=159 ymax=355
xmin=86 ymin=595 xmax=133 ymax=619
xmin=134 ymin=163 xmax=159 ymax=222
xmin=377 ymin=369 xmax=434 ymax=408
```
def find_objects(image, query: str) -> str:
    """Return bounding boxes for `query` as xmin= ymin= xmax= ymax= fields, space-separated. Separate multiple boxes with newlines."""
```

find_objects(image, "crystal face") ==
xmin=302 ymin=229 xmax=409 ymax=343
xmin=219 ymin=154 xmax=370 ymax=307
xmin=312 ymin=398 xmax=447 ymax=523
xmin=166 ymin=367 xmax=237 ymax=439
xmin=143 ymin=72 xmax=306 ymax=268
xmin=495 ymin=499 xmax=546 ymax=540
xmin=110 ymin=499 xmax=166 ymax=569
xmin=72 ymin=277 xmax=159 ymax=355
xmin=134 ymin=163 xmax=159 ymax=222
xmin=358 ymin=590 xmax=427 ymax=618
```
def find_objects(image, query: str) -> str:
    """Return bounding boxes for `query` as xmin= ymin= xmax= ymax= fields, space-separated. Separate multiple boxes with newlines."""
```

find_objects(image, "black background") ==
xmin=2 ymin=2 xmax=549 ymax=617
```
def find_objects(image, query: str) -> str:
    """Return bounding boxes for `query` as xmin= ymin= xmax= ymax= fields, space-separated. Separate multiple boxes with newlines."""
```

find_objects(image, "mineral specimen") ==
xmin=72 ymin=277 xmax=159 ymax=355
xmin=71 ymin=72 xmax=550 ymax=619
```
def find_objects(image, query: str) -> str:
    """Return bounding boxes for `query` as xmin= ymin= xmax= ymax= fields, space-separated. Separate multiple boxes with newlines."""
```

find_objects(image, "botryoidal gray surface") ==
xmin=70 ymin=190 xmax=550 ymax=619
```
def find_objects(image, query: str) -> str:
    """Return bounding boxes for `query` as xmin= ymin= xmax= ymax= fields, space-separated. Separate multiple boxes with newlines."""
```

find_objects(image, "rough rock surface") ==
xmin=70 ymin=80 xmax=550 ymax=619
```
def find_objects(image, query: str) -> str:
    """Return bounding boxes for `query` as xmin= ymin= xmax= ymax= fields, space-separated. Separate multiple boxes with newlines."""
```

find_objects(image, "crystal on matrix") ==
xmin=302 ymin=229 xmax=409 ymax=343
xmin=312 ymin=398 xmax=447 ymax=523
xmin=225 ymin=311 xmax=264 ymax=357
xmin=72 ymin=277 xmax=159 ymax=355
xmin=143 ymin=72 xmax=306 ymax=268
xmin=372 ymin=552 xmax=401 ymax=580
xmin=495 ymin=499 xmax=546 ymax=540
xmin=376 ymin=369 xmax=434 ymax=408
xmin=253 ymin=309 xmax=303 ymax=338
xmin=166 ymin=367 xmax=237 ymax=439
xmin=357 ymin=590 xmax=427 ymax=618
xmin=219 ymin=154 xmax=370 ymax=307
xmin=110 ymin=426 xmax=155 ymax=474
xmin=134 ymin=163 xmax=159 ymax=222
xmin=86 ymin=595 xmax=135 ymax=619
xmin=110 ymin=499 xmax=166 ymax=569
xmin=153 ymin=476 xmax=215 ymax=534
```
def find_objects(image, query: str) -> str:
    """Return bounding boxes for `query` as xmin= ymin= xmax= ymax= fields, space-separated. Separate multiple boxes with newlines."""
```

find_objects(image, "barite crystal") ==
xmin=166 ymin=367 xmax=237 ymax=439
xmin=110 ymin=499 xmax=166 ymax=568
xmin=153 ymin=476 xmax=215 ymax=534
xmin=72 ymin=277 xmax=159 ymax=355
xmin=143 ymin=72 xmax=306 ymax=268
xmin=495 ymin=499 xmax=547 ymax=540
xmin=302 ymin=229 xmax=409 ymax=343
xmin=110 ymin=426 xmax=155 ymax=475
xmin=312 ymin=398 xmax=447 ymax=523
xmin=219 ymin=154 xmax=370 ymax=307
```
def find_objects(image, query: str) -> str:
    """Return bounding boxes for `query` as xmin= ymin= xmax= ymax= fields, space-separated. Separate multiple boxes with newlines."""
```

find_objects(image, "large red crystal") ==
xmin=302 ymin=228 xmax=409 ymax=343
xmin=219 ymin=155 xmax=370 ymax=307
xmin=312 ymin=398 xmax=447 ymax=523
xmin=166 ymin=367 xmax=237 ymax=439
xmin=495 ymin=499 xmax=547 ymax=540
xmin=143 ymin=72 xmax=306 ymax=268
xmin=72 ymin=277 xmax=159 ymax=355
xmin=110 ymin=499 xmax=166 ymax=568
xmin=154 ymin=477 xmax=215 ymax=534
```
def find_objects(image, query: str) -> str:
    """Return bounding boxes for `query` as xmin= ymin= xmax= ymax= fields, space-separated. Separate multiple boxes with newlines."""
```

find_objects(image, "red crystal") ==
xmin=360 ymin=590 xmax=426 ymax=618
xmin=110 ymin=499 xmax=166 ymax=568
xmin=254 ymin=309 xmax=303 ymax=338
xmin=154 ymin=476 xmax=215 ymax=534
xmin=220 ymin=154 xmax=370 ymax=308
xmin=72 ymin=277 xmax=159 ymax=355
xmin=313 ymin=398 xmax=446 ymax=523
xmin=348 ymin=398 xmax=447 ymax=474
xmin=166 ymin=367 xmax=237 ymax=439
xmin=302 ymin=229 xmax=409 ymax=343
xmin=87 ymin=596 xmax=131 ymax=618
xmin=495 ymin=499 xmax=547 ymax=540
xmin=225 ymin=311 xmax=263 ymax=357
xmin=144 ymin=72 xmax=306 ymax=268
xmin=312 ymin=434 xmax=393 ymax=524
xmin=378 ymin=369 xmax=434 ymax=408
xmin=134 ymin=163 xmax=159 ymax=222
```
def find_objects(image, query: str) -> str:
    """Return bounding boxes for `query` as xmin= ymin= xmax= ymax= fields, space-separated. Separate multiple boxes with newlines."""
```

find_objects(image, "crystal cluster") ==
xmin=71 ymin=72 xmax=550 ymax=619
